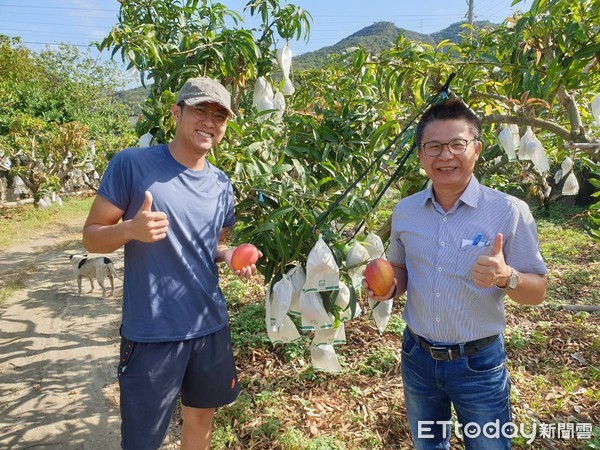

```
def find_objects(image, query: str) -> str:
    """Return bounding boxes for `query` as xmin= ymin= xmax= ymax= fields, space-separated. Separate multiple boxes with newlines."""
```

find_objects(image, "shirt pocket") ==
xmin=455 ymin=244 xmax=491 ymax=279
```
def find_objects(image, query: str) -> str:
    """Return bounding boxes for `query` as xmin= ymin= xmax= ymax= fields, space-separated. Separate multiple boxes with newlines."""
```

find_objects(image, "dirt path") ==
xmin=0 ymin=219 xmax=124 ymax=449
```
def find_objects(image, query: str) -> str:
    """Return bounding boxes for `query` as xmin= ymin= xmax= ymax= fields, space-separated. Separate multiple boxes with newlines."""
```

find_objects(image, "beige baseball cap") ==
xmin=176 ymin=77 xmax=235 ymax=118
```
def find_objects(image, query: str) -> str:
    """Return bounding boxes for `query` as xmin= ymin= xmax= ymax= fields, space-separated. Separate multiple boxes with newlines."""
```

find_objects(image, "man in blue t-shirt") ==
xmin=83 ymin=77 xmax=261 ymax=450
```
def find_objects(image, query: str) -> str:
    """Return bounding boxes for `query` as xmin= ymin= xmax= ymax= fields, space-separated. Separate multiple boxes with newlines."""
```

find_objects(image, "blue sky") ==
xmin=0 ymin=0 xmax=531 ymax=86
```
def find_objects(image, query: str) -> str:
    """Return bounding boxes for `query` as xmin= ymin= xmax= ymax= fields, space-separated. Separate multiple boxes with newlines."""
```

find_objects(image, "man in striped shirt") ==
xmin=365 ymin=99 xmax=547 ymax=449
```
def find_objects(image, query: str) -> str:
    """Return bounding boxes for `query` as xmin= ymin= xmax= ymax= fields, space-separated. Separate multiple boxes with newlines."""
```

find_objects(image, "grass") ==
xmin=1 ymin=199 xmax=598 ymax=449
xmin=0 ymin=196 xmax=93 ymax=251
xmin=0 ymin=280 xmax=25 ymax=307
xmin=535 ymin=204 xmax=600 ymax=306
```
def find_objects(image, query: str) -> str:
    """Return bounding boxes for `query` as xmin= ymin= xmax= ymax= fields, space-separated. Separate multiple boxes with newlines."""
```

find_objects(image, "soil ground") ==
xmin=0 ymin=219 xmax=131 ymax=449
xmin=0 ymin=217 xmax=186 ymax=449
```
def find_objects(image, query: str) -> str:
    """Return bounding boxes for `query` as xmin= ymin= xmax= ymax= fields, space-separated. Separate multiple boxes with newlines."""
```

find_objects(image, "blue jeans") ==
xmin=401 ymin=329 xmax=512 ymax=450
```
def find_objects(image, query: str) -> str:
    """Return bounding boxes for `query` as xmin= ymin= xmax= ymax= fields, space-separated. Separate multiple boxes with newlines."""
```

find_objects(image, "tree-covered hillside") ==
xmin=293 ymin=20 xmax=497 ymax=70
xmin=114 ymin=86 xmax=147 ymax=121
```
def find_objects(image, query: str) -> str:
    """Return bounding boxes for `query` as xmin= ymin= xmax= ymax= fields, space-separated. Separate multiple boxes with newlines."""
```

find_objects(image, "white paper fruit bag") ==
xmin=498 ymin=126 xmax=517 ymax=160
xmin=346 ymin=241 xmax=370 ymax=289
xmin=265 ymin=279 xmax=301 ymax=344
xmin=287 ymin=264 xmax=305 ymax=316
xmin=276 ymin=42 xmax=295 ymax=95
xmin=313 ymin=322 xmax=346 ymax=346
xmin=369 ymin=298 xmax=394 ymax=334
xmin=299 ymin=291 xmax=332 ymax=330
xmin=271 ymin=276 xmax=294 ymax=329
xmin=335 ymin=282 xmax=361 ymax=321
xmin=363 ymin=233 xmax=386 ymax=260
xmin=310 ymin=343 xmax=341 ymax=373
xmin=303 ymin=236 xmax=339 ymax=292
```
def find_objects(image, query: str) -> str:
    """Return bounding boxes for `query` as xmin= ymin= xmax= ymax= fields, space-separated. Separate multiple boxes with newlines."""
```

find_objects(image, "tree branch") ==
xmin=556 ymin=85 xmax=587 ymax=139
xmin=482 ymin=114 xmax=573 ymax=141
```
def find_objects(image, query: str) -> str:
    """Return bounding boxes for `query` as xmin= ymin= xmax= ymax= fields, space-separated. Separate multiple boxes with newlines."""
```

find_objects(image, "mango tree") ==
xmin=100 ymin=0 xmax=600 ymax=293
xmin=100 ymin=0 xmax=312 ymax=142
xmin=366 ymin=0 xmax=600 ymax=234
xmin=2 ymin=116 xmax=88 ymax=205
xmin=0 ymin=37 xmax=136 ymax=203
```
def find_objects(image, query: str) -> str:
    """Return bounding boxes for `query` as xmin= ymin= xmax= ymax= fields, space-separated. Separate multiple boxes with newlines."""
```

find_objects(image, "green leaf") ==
xmin=273 ymin=226 xmax=289 ymax=262
xmin=572 ymin=44 xmax=600 ymax=61
xmin=227 ymin=121 xmax=243 ymax=137
xmin=265 ymin=205 xmax=294 ymax=222
xmin=244 ymin=221 xmax=276 ymax=236
xmin=348 ymin=285 xmax=358 ymax=320
xmin=272 ymin=163 xmax=294 ymax=175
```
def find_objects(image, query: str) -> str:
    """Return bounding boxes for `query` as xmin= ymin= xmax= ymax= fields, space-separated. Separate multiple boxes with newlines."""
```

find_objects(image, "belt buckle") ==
xmin=430 ymin=346 xmax=453 ymax=361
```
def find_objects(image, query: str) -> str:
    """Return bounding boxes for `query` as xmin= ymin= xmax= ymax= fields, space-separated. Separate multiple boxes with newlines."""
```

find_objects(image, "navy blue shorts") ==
xmin=118 ymin=325 xmax=240 ymax=450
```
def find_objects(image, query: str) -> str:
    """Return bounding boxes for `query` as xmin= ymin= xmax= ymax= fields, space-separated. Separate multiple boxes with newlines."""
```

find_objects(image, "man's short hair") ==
xmin=415 ymin=99 xmax=482 ymax=146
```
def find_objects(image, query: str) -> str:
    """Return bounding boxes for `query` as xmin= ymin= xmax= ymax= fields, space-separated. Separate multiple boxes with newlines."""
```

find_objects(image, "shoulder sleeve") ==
xmin=504 ymin=199 xmax=547 ymax=275
xmin=223 ymin=179 xmax=236 ymax=228
xmin=97 ymin=150 xmax=132 ymax=212
xmin=209 ymin=163 xmax=236 ymax=229
xmin=388 ymin=202 xmax=407 ymax=265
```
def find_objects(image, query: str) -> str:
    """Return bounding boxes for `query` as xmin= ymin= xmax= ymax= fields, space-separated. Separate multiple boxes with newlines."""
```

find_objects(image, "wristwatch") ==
xmin=498 ymin=267 xmax=520 ymax=290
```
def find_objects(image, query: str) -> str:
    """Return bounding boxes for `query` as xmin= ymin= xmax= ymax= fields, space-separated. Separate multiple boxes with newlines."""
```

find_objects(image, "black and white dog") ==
xmin=69 ymin=254 xmax=120 ymax=297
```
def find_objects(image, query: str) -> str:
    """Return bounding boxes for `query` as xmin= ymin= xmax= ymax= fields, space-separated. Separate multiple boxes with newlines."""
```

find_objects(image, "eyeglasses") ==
xmin=186 ymin=104 xmax=229 ymax=126
xmin=421 ymin=138 xmax=478 ymax=157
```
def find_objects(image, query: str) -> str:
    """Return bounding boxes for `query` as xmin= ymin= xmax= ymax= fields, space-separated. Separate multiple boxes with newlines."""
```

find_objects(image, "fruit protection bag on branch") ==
xmin=299 ymin=291 xmax=332 ymax=330
xmin=334 ymin=282 xmax=359 ymax=322
xmin=265 ymin=276 xmax=301 ymax=344
xmin=363 ymin=234 xmax=393 ymax=335
xmin=286 ymin=264 xmax=305 ymax=316
xmin=518 ymin=127 xmax=550 ymax=173
xmin=346 ymin=241 xmax=370 ymax=289
xmin=253 ymin=77 xmax=274 ymax=123
xmin=313 ymin=322 xmax=346 ymax=346
xmin=271 ymin=275 xmax=294 ymax=329
xmin=556 ymin=157 xmax=580 ymax=196
xmin=310 ymin=343 xmax=342 ymax=374
xmin=276 ymin=42 xmax=295 ymax=96
xmin=253 ymin=76 xmax=285 ymax=122
xmin=303 ymin=236 xmax=340 ymax=292
xmin=498 ymin=125 xmax=519 ymax=161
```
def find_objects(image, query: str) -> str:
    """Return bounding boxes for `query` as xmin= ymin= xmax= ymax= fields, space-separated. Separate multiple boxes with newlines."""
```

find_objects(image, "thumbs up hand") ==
xmin=130 ymin=191 xmax=169 ymax=243
xmin=471 ymin=233 xmax=512 ymax=288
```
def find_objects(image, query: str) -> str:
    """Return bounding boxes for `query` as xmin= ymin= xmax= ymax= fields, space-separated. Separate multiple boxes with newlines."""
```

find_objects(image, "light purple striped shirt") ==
xmin=389 ymin=176 xmax=547 ymax=344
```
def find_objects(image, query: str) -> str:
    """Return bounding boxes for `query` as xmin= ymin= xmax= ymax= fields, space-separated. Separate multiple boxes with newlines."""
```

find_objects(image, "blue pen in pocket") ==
xmin=472 ymin=233 xmax=483 ymax=246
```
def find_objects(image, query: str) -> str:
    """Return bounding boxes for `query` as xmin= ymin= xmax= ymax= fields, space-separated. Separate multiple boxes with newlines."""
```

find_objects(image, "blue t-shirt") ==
xmin=97 ymin=144 xmax=236 ymax=342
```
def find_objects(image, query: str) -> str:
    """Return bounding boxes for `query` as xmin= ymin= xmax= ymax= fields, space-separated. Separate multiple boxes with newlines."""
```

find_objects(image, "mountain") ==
xmin=430 ymin=20 xmax=496 ymax=42
xmin=293 ymin=20 xmax=497 ymax=71
xmin=114 ymin=86 xmax=147 ymax=119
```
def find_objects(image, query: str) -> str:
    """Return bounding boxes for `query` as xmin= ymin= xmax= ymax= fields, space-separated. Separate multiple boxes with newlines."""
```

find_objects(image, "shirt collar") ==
xmin=422 ymin=175 xmax=481 ymax=210
xmin=460 ymin=176 xmax=481 ymax=208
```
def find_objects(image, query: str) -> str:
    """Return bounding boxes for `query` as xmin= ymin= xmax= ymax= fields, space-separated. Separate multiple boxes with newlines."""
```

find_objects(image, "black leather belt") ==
xmin=407 ymin=328 xmax=499 ymax=361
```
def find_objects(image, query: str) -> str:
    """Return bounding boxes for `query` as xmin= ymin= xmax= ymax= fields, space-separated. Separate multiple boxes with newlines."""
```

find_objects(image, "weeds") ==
xmin=0 ymin=281 xmax=24 ymax=306
xmin=0 ymin=196 xmax=92 ymax=250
